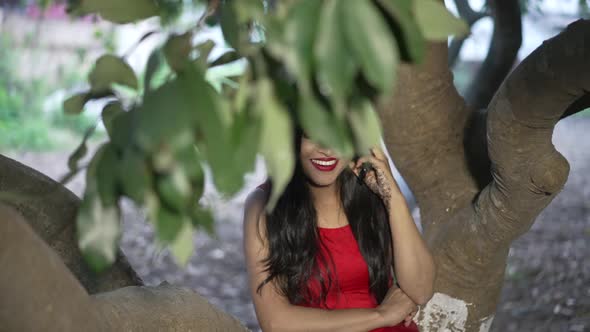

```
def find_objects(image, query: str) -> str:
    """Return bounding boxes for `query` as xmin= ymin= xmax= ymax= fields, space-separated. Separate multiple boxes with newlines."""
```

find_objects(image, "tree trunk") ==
xmin=377 ymin=19 xmax=590 ymax=332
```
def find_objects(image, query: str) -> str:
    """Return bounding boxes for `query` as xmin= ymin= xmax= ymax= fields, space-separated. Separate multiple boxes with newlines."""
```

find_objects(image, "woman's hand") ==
xmin=375 ymin=286 xmax=418 ymax=327
xmin=403 ymin=307 xmax=418 ymax=327
xmin=351 ymin=146 xmax=402 ymax=206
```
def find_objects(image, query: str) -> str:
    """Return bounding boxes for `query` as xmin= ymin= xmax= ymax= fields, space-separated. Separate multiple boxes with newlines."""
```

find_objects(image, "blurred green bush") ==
xmin=0 ymin=33 xmax=99 ymax=151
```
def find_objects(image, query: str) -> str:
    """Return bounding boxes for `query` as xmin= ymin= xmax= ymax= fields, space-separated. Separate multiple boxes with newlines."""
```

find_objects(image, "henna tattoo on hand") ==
xmin=359 ymin=161 xmax=394 ymax=208
xmin=375 ymin=167 xmax=393 ymax=205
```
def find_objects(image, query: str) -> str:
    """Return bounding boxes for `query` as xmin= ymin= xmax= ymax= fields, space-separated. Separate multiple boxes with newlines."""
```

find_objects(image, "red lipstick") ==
xmin=310 ymin=157 xmax=339 ymax=172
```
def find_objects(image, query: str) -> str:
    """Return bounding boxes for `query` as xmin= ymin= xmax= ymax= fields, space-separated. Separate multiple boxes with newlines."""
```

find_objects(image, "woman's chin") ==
xmin=307 ymin=176 xmax=338 ymax=188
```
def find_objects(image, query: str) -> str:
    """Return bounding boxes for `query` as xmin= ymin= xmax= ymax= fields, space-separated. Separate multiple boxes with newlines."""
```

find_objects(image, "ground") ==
xmin=5 ymin=115 xmax=590 ymax=332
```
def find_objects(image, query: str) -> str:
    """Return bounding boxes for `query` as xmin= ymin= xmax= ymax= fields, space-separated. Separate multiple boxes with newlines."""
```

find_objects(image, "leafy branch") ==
xmin=63 ymin=0 xmax=468 ymax=271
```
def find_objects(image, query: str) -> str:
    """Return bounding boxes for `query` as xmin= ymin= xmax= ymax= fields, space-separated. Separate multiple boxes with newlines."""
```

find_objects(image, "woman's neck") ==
xmin=308 ymin=181 xmax=341 ymax=213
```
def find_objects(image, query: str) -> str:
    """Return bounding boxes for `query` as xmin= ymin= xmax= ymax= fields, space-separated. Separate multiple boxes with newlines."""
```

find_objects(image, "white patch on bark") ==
xmin=416 ymin=292 xmax=470 ymax=332
xmin=478 ymin=315 xmax=494 ymax=332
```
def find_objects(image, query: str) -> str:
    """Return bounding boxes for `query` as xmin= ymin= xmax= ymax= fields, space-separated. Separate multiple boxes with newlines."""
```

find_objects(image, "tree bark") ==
xmin=0 ymin=203 xmax=103 ymax=332
xmin=0 ymin=203 xmax=250 ymax=332
xmin=0 ymin=154 xmax=141 ymax=294
xmin=378 ymin=17 xmax=590 ymax=332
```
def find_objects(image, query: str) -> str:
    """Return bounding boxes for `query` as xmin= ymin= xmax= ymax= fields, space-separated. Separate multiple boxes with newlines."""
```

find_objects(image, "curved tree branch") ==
xmin=477 ymin=19 xmax=590 ymax=250
xmin=0 ymin=203 xmax=103 ymax=332
xmin=0 ymin=203 xmax=249 ymax=332
xmin=561 ymin=92 xmax=590 ymax=118
xmin=455 ymin=0 xmax=487 ymax=23
xmin=448 ymin=0 xmax=489 ymax=67
xmin=0 ymin=154 xmax=141 ymax=293
xmin=464 ymin=0 xmax=522 ymax=110
xmin=420 ymin=22 xmax=590 ymax=329
xmin=418 ymin=18 xmax=590 ymax=332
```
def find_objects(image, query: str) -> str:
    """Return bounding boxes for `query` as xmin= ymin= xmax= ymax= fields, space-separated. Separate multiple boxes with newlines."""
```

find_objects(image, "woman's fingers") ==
xmin=370 ymin=146 xmax=389 ymax=163
xmin=404 ymin=309 xmax=417 ymax=327
xmin=354 ymin=156 xmax=387 ymax=171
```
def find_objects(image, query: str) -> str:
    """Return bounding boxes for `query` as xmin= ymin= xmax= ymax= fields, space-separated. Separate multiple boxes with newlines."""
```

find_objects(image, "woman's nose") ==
xmin=317 ymin=146 xmax=335 ymax=157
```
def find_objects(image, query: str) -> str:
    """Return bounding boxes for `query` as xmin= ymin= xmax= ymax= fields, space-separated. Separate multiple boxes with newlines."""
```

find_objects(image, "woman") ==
xmin=243 ymin=129 xmax=435 ymax=331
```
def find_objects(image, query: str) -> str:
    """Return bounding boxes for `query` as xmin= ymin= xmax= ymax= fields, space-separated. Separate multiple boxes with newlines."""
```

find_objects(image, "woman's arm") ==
xmin=386 ymin=191 xmax=435 ymax=305
xmin=353 ymin=147 xmax=435 ymax=305
xmin=243 ymin=189 xmax=410 ymax=332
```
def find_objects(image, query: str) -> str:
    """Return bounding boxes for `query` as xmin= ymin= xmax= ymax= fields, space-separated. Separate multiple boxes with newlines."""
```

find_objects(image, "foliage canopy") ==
xmin=63 ymin=0 xmax=468 ymax=271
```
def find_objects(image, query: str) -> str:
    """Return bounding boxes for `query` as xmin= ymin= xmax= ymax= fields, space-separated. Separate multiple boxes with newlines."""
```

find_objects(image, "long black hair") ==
xmin=255 ymin=127 xmax=394 ymax=308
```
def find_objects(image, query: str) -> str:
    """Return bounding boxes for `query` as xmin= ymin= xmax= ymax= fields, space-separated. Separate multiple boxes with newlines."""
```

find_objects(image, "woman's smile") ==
xmin=310 ymin=158 xmax=339 ymax=172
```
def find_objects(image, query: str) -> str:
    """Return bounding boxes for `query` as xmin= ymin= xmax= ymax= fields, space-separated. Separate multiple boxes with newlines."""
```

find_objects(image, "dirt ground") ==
xmin=5 ymin=115 xmax=590 ymax=332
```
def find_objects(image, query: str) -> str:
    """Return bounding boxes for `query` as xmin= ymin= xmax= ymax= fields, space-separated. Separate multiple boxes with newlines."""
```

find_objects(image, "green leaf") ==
xmin=89 ymin=55 xmax=138 ymax=93
xmin=298 ymin=95 xmax=354 ymax=159
xmin=341 ymin=0 xmax=399 ymax=93
xmin=257 ymin=79 xmax=295 ymax=212
xmin=144 ymin=48 xmax=165 ymax=93
xmin=377 ymin=0 xmax=426 ymax=63
xmin=414 ymin=0 xmax=469 ymax=41
xmin=101 ymin=101 xmax=124 ymax=139
xmin=314 ymin=0 xmax=356 ymax=103
xmin=118 ymin=150 xmax=151 ymax=204
xmin=230 ymin=107 xmax=261 ymax=176
xmin=189 ymin=205 xmax=217 ymax=239
xmin=282 ymin=0 xmax=322 ymax=83
xmin=63 ymin=93 xmax=89 ymax=114
xmin=220 ymin=0 xmax=264 ymax=51
xmin=69 ymin=0 xmax=159 ymax=24
xmin=175 ymin=65 xmax=240 ymax=195
xmin=86 ymin=143 xmax=120 ymax=206
xmin=77 ymin=193 xmax=120 ymax=273
xmin=155 ymin=206 xmax=185 ymax=244
xmin=156 ymin=166 xmax=192 ymax=213
xmin=220 ymin=2 xmax=241 ymax=50
xmin=234 ymin=0 xmax=265 ymax=21
xmin=164 ymin=32 xmax=193 ymax=72
xmin=109 ymin=108 xmax=135 ymax=150
xmin=170 ymin=220 xmax=194 ymax=266
xmin=195 ymin=39 xmax=216 ymax=68
xmin=348 ymin=99 xmax=383 ymax=154
xmin=175 ymin=144 xmax=205 ymax=184
xmin=136 ymin=79 xmax=195 ymax=152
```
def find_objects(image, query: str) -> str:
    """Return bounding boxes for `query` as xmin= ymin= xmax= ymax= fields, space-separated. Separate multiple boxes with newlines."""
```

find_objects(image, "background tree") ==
xmin=0 ymin=0 xmax=588 ymax=331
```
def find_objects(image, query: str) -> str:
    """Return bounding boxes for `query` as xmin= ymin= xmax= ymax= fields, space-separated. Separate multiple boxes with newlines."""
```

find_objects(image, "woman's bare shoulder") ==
xmin=243 ymin=188 xmax=270 ymax=251
xmin=245 ymin=187 xmax=269 ymax=214
xmin=243 ymin=187 xmax=270 ymax=237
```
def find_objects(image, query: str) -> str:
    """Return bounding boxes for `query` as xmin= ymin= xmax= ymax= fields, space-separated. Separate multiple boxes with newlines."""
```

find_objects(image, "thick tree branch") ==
xmin=417 ymin=21 xmax=590 ymax=330
xmin=448 ymin=0 xmax=489 ymax=66
xmin=0 ymin=154 xmax=141 ymax=293
xmin=0 ymin=204 xmax=104 ymax=332
xmin=94 ymin=285 xmax=249 ymax=331
xmin=561 ymin=92 xmax=590 ymax=118
xmin=477 ymin=19 xmax=590 ymax=249
xmin=465 ymin=0 xmax=522 ymax=110
xmin=0 ymin=203 xmax=249 ymax=331
xmin=377 ymin=42 xmax=479 ymax=235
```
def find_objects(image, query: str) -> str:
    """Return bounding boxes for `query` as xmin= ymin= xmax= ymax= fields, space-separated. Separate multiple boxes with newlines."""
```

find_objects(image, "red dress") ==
xmin=257 ymin=183 xmax=419 ymax=332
